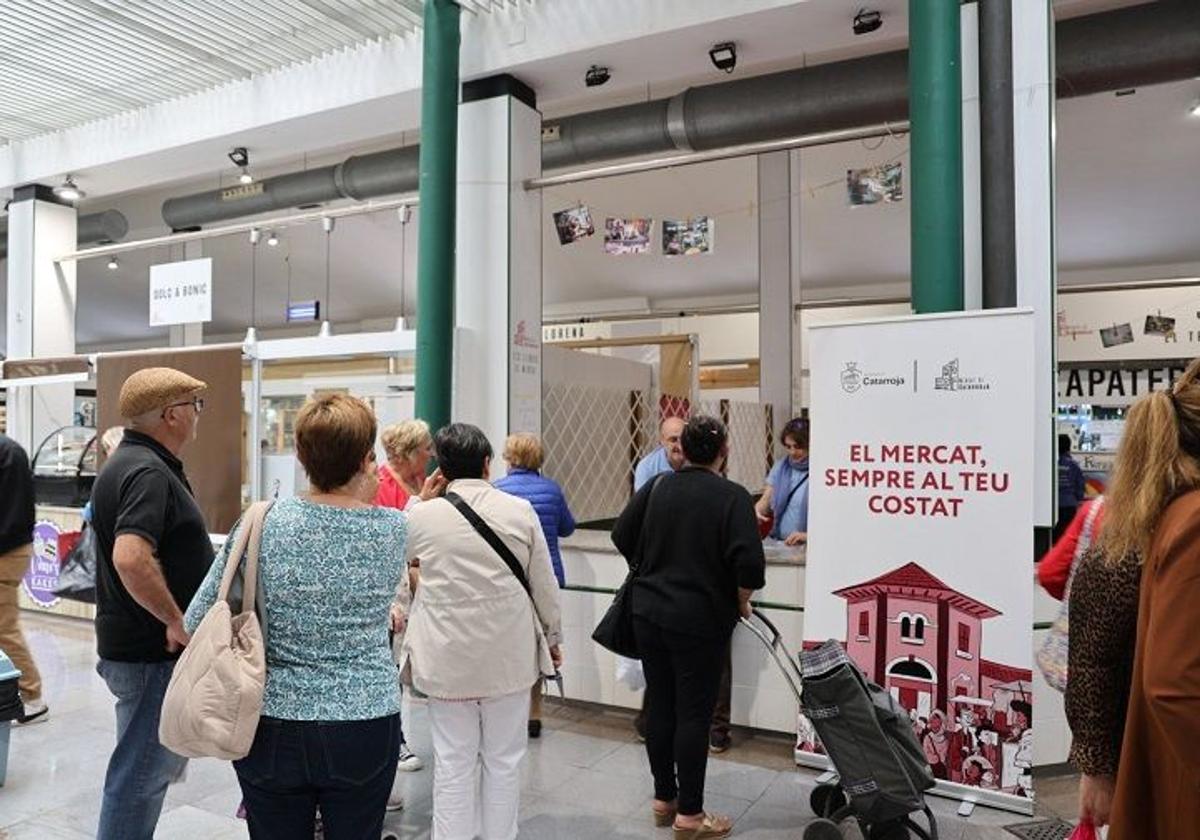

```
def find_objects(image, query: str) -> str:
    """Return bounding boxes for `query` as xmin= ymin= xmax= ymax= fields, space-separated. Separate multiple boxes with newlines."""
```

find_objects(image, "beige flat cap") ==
xmin=118 ymin=367 xmax=207 ymax=419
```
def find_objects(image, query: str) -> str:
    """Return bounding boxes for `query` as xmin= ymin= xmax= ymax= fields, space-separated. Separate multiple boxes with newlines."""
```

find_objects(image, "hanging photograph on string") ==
xmin=604 ymin=217 xmax=653 ymax=255
xmin=1144 ymin=314 xmax=1176 ymax=337
xmin=847 ymin=162 xmax=903 ymax=206
xmin=662 ymin=217 xmax=714 ymax=256
xmin=552 ymin=205 xmax=595 ymax=245
xmin=1099 ymin=323 xmax=1135 ymax=348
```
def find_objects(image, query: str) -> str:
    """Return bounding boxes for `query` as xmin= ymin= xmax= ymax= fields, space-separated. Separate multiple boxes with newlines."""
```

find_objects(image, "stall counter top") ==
xmin=561 ymin=528 xmax=805 ymax=566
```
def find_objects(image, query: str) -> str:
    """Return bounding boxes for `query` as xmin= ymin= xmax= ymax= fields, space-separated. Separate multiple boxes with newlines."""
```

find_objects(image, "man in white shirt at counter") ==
xmin=633 ymin=416 xmax=685 ymax=492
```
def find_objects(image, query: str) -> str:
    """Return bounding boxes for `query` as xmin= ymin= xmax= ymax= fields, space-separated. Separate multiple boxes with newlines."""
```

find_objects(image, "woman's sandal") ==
xmin=652 ymin=801 xmax=678 ymax=827
xmin=673 ymin=812 xmax=734 ymax=839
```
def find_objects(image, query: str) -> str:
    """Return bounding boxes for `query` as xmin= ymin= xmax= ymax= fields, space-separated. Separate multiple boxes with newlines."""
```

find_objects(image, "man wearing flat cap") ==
xmin=90 ymin=366 xmax=214 ymax=840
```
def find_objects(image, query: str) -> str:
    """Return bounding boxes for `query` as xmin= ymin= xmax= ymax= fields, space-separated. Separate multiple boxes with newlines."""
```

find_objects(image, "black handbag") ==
xmin=592 ymin=474 xmax=668 ymax=659
xmin=54 ymin=524 xmax=98 ymax=604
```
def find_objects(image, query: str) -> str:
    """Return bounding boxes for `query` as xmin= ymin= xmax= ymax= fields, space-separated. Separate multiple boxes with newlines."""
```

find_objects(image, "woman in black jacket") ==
xmin=612 ymin=415 xmax=766 ymax=839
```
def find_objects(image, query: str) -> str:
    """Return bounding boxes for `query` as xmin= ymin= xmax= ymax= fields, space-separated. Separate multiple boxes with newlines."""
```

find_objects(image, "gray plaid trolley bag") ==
xmin=740 ymin=611 xmax=938 ymax=840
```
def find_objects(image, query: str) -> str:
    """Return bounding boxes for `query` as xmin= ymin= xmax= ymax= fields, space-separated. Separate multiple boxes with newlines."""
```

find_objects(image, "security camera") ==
xmin=853 ymin=9 xmax=882 ymax=35
xmin=228 ymin=147 xmax=250 ymax=168
xmin=585 ymin=65 xmax=611 ymax=87
xmin=709 ymin=42 xmax=737 ymax=74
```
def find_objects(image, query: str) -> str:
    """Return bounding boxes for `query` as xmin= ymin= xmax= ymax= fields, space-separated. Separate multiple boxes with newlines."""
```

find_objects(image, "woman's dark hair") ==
xmin=1058 ymin=433 xmax=1072 ymax=457
xmin=781 ymin=417 xmax=810 ymax=449
xmin=681 ymin=415 xmax=727 ymax=466
xmin=433 ymin=423 xmax=494 ymax=480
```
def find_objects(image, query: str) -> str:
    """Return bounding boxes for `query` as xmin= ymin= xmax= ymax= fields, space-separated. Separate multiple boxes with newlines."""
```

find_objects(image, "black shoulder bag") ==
xmin=444 ymin=491 xmax=532 ymax=594
xmin=592 ymin=473 xmax=668 ymax=659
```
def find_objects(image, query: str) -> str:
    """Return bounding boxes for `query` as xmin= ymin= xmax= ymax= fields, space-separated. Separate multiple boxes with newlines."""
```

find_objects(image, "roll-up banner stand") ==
xmin=803 ymin=309 xmax=1036 ymax=815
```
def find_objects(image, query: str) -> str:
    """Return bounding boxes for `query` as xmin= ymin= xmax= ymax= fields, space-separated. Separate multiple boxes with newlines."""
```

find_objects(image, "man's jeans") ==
xmin=96 ymin=659 xmax=188 ymax=840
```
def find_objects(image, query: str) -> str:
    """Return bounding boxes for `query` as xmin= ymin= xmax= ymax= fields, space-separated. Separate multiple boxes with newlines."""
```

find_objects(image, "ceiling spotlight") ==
xmin=106 ymin=256 xmax=119 ymax=271
xmin=1189 ymin=101 xmax=1200 ymax=118
xmin=853 ymin=9 xmax=883 ymax=35
xmin=266 ymin=231 xmax=279 ymax=247
xmin=249 ymin=227 xmax=261 ymax=245
xmin=708 ymin=42 xmax=737 ymax=74
xmin=229 ymin=147 xmax=253 ymax=184
xmin=584 ymin=65 xmax=611 ymax=88
xmin=398 ymin=204 xmax=412 ymax=225
xmin=53 ymin=175 xmax=85 ymax=202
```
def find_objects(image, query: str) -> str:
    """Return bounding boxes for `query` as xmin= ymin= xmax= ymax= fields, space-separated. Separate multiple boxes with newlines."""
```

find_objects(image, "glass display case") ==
xmin=31 ymin=425 xmax=98 ymax=507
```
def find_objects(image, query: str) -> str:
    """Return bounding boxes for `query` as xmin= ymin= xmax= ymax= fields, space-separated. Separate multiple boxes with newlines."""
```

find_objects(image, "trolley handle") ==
xmin=747 ymin=608 xmax=782 ymax=645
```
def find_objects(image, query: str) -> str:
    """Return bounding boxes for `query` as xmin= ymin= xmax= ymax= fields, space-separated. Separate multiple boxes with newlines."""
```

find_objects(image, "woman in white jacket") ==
xmin=399 ymin=423 xmax=562 ymax=840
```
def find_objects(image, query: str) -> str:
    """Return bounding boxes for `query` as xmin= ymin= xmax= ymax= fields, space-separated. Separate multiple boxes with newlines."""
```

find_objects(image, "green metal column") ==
xmin=909 ymin=0 xmax=964 ymax=314
xmin=414 ymin=0 xmax=461 ymax=433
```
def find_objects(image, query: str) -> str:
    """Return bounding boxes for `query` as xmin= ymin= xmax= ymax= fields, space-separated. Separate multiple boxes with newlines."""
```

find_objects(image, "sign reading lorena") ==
xmin=149 ymin=258 xmax=213 ymax=327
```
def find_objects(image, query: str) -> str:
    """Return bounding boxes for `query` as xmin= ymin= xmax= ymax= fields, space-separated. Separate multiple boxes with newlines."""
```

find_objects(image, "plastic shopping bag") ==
xmin=615 ymin=655 xmax=646 ymax=691
xmin=1068 ymin=821 xmax=1098 ymax=840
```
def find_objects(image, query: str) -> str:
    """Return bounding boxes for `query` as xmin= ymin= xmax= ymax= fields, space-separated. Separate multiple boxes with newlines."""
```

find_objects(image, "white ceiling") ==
xmin=0 ymin=0 xmax=1190 ymax=349
xmin=0 ymin=0 xmax=436 ymax=144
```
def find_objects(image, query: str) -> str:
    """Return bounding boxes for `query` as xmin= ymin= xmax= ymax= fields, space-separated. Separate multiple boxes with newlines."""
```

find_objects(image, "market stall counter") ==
xmin=557 ymin=528 xmax=805 ymax=736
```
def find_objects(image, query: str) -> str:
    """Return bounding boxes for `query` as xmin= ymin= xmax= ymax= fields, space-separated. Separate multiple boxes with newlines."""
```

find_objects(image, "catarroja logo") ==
xmin=934 ymin=358 xmax=991 ymax=392
xmin=841 ymin=361 xmax=907 ymax=393
xmin=841 ymin=362 xmax=863 ymax=393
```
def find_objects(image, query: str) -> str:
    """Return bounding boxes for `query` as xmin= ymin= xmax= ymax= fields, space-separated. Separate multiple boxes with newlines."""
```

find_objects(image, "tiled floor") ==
xmin=1 ymin=613 xmax=1080 ymax=839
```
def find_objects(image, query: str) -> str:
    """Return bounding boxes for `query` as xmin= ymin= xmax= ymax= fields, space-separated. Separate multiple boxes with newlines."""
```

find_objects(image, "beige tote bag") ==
xmin=159 ymin=500 xmax=272 ymax=760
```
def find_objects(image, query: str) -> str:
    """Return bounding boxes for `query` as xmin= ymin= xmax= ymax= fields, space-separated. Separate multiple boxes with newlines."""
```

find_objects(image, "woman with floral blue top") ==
xmin=185 ymin=394 xmax=406 ymax=840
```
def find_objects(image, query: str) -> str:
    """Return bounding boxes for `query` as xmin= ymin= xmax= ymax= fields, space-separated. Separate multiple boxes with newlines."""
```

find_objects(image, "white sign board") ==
xmin=1058 ymin=283 xmax=1200 ymax=363
xmin=805 ymin=309 xmax=1036 ymax=812
xmin=149 ymin=258 xmax=213 ymax=327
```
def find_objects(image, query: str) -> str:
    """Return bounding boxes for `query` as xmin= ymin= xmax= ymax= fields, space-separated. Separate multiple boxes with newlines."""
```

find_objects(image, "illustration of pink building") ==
xmin=832 ymin=562 xmax=1029 ymax=721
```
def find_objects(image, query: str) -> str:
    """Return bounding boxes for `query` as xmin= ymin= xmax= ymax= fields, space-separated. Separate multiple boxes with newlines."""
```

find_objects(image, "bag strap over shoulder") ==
xmin=444 ymin=491 xmax=532 ymax=595
xmin=215 ymin=500 xmax=274 ymax=613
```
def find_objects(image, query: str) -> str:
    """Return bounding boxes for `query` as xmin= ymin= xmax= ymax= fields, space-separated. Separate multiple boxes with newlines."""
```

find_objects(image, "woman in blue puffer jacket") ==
xmin=495 ymin=433 xmax=576 ymax=737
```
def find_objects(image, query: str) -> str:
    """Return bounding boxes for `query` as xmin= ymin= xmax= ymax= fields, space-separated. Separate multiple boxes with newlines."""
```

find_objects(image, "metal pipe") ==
xmin=0 ymin=209 xmax=128 ymax=260
xmin=526 ymin=123 xmax=908 ymax=189
xmin=909 ymin=0 xmax=964 ymax=314
xmin=980 ymin=0 xmax=1017 ymax=309
xmin=161 ymin=145 xmax=420 ymax=229
xmin=58 ymin=197 xmax=416 ymax=263
xmin=157 ymin=1 xmax=1200 ymax=231
xmin=414 ymin=0 xmax=459 ymax=436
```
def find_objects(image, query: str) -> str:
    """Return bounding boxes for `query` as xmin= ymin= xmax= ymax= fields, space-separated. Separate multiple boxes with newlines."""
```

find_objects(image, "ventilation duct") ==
xmin=0 ymin=209 xmax=129 ymax=260
xmin=160 ymin=1 xmax=1200 ymax=230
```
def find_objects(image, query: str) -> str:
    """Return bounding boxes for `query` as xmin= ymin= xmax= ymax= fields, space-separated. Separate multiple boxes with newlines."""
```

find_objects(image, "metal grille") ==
xmin=542 ymin=381 xmax=657 ymax=524
xmin=1004 ymin=819 xmax=1074 ymax=840
xmin=0 ymin=0 xmax=531 ymax=143
xmin=544 ymin=385 xmax=777 ymax=522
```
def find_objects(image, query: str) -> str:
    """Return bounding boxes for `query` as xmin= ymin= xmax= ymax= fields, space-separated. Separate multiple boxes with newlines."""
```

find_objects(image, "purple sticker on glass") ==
xmin=22 ymin=521 xmax=61 ymax=608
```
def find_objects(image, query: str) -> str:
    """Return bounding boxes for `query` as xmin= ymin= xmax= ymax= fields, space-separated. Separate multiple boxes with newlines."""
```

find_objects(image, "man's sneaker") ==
xmin=15 ymin=699 xmax=48 ymax=725
xmin=386 ymin=790 xmax=406 ymax=812
xmin=396 ymin=743 xmax=424 ymax=772
xmin=708 ymin=731 xmax=731 ymax=754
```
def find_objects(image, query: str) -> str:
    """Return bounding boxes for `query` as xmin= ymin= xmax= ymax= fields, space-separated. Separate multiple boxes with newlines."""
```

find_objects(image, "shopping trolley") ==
xmin=739 ymin=610 xmax=939 ymax=840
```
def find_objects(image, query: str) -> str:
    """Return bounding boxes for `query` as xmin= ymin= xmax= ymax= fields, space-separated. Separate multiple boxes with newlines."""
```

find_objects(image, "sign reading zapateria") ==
xmin=1058 ymin=364 xmax=1185 ymax=406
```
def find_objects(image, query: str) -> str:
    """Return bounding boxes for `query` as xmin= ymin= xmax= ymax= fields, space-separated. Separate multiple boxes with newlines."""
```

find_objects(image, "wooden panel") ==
xmin=96 ymin=347 xmax=243 ymax=533
xmin=659 ymin=341 xmax=693 ymax=400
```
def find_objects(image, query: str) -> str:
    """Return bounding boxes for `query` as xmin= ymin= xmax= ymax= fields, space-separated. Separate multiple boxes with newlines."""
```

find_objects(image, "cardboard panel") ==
xmin=96 ymin=346 xmax=243 ymax=534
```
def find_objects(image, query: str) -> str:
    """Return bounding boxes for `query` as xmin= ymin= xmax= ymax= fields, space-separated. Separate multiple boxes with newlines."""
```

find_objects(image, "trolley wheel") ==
xmin=803 ymin=818 xmax=845 ymax=840
xmin=809 ymin=783 xmax=848 ymax=818
xmin=868 ymin=820 xmax=912 ymax=840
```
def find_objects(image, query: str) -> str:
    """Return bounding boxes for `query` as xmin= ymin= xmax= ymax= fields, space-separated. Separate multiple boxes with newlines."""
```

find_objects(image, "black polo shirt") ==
xmin=0 ymin=434 xmax=35 ymax=556
xmin=90 ymin=430 xmax=215 ymax=662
